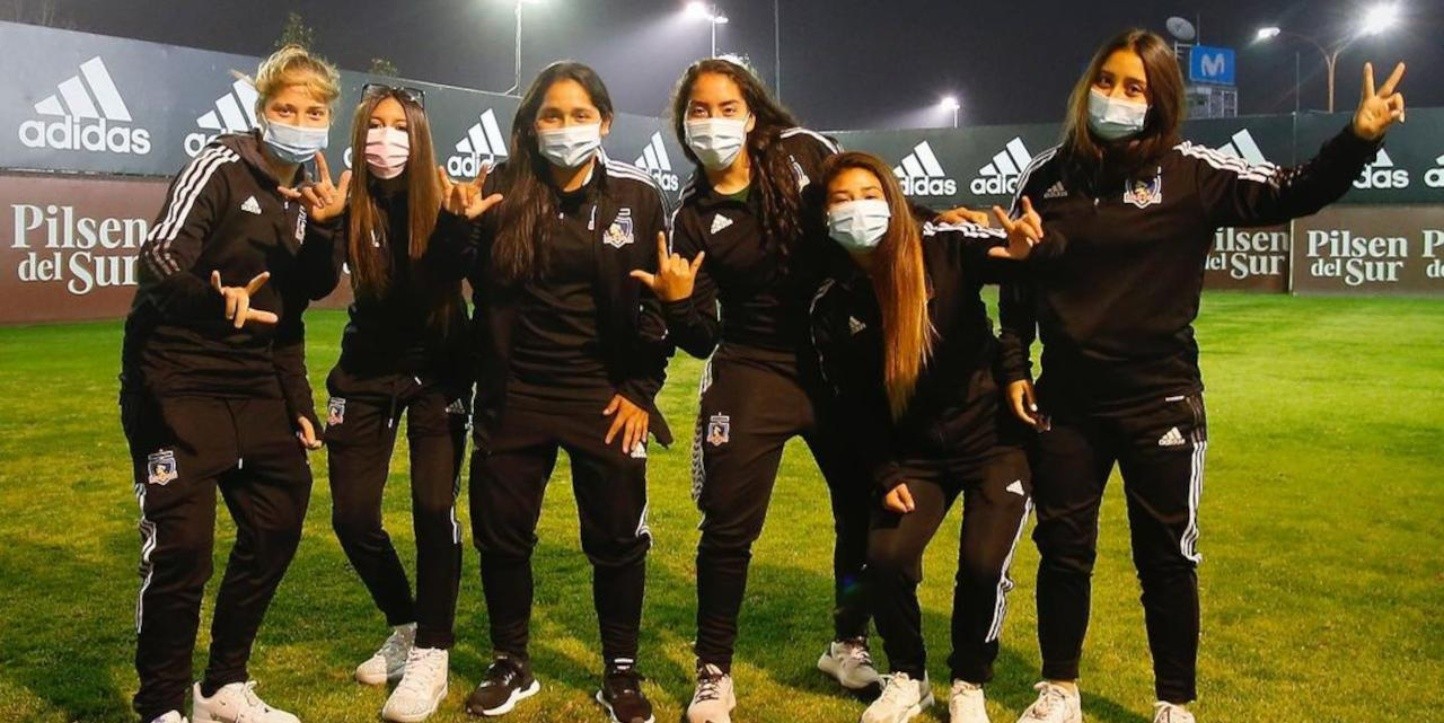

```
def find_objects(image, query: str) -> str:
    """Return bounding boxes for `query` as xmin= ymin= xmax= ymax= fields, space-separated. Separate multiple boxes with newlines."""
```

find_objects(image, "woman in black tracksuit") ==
xmin=320 ymin=85 xmax=470 ymax=723
xmin=434 ymin=62 xmax=669 ymax=723
xmin=642 ymin=57 xmax=876 ymax=723
xmin=999 ymin=30 xmax=1406 ymax=723
xmin=810 ymin=151 xmax=1038 ymax=723
xmin=119 ymin=46 xmax=345 ymax=723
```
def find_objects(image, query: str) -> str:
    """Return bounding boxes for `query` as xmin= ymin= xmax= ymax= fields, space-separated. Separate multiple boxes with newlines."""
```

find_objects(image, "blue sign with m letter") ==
xmin=1189 ymin=45 xmax=1236 ymax=85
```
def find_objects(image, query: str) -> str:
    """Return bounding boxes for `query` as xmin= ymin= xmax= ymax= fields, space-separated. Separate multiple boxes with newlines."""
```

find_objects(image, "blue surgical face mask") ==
xmin=1087 ymin=88 xmax=1150 ymax=141
xmin=261 ymin=118 xmax=330 ymax=164
xmin=828 ymin=199 xmax=892 ymax=252
xmin=685 ymin=116 xmax=749 ymax=171
xmin=537 ymin=123 xmax=603 ymax=169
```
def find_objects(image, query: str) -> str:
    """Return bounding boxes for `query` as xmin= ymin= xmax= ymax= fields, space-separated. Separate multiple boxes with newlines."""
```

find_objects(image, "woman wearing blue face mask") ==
xmin=431 ymin=61 xmax=670 ymax=723
xmin=120 ymin=44 xmax=347 ymax=723
xmin=998 ymin=29 xmax=1406 ymax=723
xmin=811 ymin=151 xmax=1038 ymax=723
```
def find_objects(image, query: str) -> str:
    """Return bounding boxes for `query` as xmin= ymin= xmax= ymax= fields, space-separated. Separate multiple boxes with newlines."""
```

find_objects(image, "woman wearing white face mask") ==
xmin=319 ymin=84 xmax=486 ymax=723
xmin=998 ymin=30 xmax=1406 ymax=723
xmin=120 ymin=44 xmax=346 ymax=723
xmin=430 ymin=61 xmax=670 ymax=723
xmin=633 ymin=56 xmax=874 ymax=723
xmin=811 ymin=151 xmax=1041 ymax=723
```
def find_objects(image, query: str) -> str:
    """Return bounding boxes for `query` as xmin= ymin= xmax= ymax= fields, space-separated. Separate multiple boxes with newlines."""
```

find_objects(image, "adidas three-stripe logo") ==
xmin=1214 ymin=130 xmax=1268 ymax=165
xmin=635 ymin=132 xmax=672 ymax=174
xmin=184 ymin=79 xmax=261 ymax=157
xmin=446 ymin=109 xmax=507 ymax=177
xmin=20 ymin=56 xmax=152 ymax=155
xmin=893 ymin=141 xmax=957 ymax=196
xmin=971 ymin=137 xmax=1035 ymax=196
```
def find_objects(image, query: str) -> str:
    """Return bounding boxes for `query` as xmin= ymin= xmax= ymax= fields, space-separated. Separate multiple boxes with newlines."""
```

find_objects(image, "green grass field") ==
xmin=0 ymin=292 xmax=1441 ymax=723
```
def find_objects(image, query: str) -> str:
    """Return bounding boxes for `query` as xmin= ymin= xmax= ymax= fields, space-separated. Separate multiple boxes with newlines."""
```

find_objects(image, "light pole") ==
xmin=940 ymin=96 xmax=960 ymax=129
xmin=686 ymin=1 xmax=729 ymax=57
xmin=502 ymin=0 xmax=542 ymax=97
xmin=1256 ymin=2 xmax=1400 ymax=112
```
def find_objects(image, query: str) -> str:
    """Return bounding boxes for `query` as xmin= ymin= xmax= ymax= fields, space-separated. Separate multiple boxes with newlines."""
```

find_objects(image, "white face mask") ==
xmin=1087 ymin=88 xmax=1150 ymax=141
xmin=364 ymin=127 xmax=411 ymax=180
xmin=827 ymin=199 xmax=892 ymax=252
xmin=685 ymin=116 xmax=749 ymax=171
xmin=537 ymin=123 xmax=603 ymax=169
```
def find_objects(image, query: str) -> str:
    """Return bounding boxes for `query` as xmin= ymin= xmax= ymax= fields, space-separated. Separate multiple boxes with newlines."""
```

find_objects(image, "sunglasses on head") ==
xmin=362 ymin=83 xmax=426 ymax=109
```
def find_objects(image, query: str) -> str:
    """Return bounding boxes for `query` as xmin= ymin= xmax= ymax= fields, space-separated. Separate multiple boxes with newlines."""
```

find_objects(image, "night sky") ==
xmin=32 ymin=0 xmax=1444 ymax=131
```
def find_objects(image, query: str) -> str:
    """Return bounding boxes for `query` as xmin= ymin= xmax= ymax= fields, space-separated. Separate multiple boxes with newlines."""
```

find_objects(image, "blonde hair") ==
xmin=252 ymin=44 xmax=340 ymax=114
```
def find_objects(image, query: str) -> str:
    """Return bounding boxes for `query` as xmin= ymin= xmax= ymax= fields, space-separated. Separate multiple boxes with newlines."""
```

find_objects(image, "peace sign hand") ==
xmin=989 ymin=196 xmax=1043 ymax=260
xmin=1353 ymin=62 xmax=1406 ymax=141
xmin=278 ymin=151 xmax=351 ymax=223
xmin=210 ymin=270 xmax=279 ymax=329
xmin=438 ymin=163 xmax=504 ymax=220
xmin=629 ymin=232 xmax=704 ymax=302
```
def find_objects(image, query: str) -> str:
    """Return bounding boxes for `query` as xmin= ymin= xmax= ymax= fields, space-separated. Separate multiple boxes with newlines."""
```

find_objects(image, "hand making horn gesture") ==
xmin=210 ymin=270 xmax=278 ymax=329
xmin=1352 ymin=61 xmax=1406 ymax=141
xmin=629 ymin=232 xmax=705 ymax=302
xmin=438 ymin=163 xmax=504 ymax=220
xmin=278 ymin=151 xmax=351 ymax=223
xmin=989 ymin=196 xmax=1044 ymax=260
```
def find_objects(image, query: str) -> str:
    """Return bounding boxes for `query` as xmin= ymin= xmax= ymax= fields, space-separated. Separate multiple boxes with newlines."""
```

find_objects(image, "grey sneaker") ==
xmin=356 ymin=623 xmax=416 ymax=685
xmin=191 ymin=681 xmax=299 ymax=723
xmin=861 ymin=672 xmax=934 ymax=723
xmin=1016 ymin=682 xmax=1081 ymax=723
xmin=685 ymin=663 xmax=735 ymax=723
xmin=1153 ymin=702 xmax=1195 ymax=723
xmin=382 ymin=647 xmax=448 ymax=722
xmin=948 ymin=679 xmax=989 ymax=723
xmin=817 ymin=637 xmax=882 ymax=692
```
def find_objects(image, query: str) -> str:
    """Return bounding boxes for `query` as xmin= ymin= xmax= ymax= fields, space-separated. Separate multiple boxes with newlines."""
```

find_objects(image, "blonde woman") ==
xmin=120 ymin=45 xmax=348 ymax=723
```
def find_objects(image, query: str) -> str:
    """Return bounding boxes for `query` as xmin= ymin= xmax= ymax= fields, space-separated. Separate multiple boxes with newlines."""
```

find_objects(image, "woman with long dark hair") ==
xmin=437 ymin=61 xmax=670 ymax=723
xmin=634 ymin=57 xmax=874 ymax=723
xmin=811 ymin=151 xmax=1038 ymax=723
xmin=120 ymin=45 xmax=346 ymax=723
xmin=321 ymin=83 xmax=484 ymax=723
xmin=999 ymin=30 xmax=1406 ymax=723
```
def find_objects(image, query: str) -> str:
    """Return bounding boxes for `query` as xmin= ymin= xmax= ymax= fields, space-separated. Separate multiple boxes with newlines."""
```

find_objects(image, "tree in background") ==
xmin=370 ymin=58 xmax=399 ymax=78
xmin=276 ymin=11 xmax=314 ymax=50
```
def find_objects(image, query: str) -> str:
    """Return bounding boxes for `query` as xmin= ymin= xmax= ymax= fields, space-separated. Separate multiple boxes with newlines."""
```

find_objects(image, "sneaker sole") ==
xmin=468 ymin=679 xmax=540 ymax=717
xmin=594 ymin=689 xmax=656 ymax=723
xmin=357 ymin=667 xmax=406 ymax=686
xmin=860 ymin=692 xmax=934 ymax=723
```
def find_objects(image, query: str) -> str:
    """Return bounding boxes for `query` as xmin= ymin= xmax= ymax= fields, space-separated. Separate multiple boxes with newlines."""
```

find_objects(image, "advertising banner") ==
xmin=1292 ymin=204 xmax=1444 ymax=295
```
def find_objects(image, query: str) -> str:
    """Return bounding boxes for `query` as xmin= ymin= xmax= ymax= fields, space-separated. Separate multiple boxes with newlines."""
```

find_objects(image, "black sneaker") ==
xmin=465 ymin=654 xmax=540 ymax=717
xmin=595 ymin=665 xmax=655 ymax=723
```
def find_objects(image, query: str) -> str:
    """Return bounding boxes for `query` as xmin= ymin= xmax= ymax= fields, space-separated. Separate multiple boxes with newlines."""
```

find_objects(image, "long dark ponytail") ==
xmin=492 ymin=61 xmax=615 ymax=284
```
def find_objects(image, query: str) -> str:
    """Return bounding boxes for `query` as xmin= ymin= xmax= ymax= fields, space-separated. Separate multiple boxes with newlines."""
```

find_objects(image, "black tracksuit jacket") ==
xmin=998 ymin=125 xmax=1382 ymax=410
xmin=435 ymin=152 xmax=673 ymax=446
xmin=811 ymin=221 xmax=1022 ymax=493
xmin=122 ymin=130 xmax=343 ymax=427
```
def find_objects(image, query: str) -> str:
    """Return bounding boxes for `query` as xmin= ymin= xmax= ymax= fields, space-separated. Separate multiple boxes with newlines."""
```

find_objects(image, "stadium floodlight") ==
xmin=940 ymin=96 xmax=960 ymax=128
xmin=499 ymin=0 xmax=544 ymax=97
xmin=686 ymin=2 xmax=729 ymax=56
xmin=1255 ymin=3 xmax=1399 ymax=113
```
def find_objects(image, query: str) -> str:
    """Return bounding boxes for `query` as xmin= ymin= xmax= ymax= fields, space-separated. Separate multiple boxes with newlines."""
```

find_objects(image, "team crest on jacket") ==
xmin=327 ymin=397 xmax=346 ymax=426
xmin=605 ymin=208 xmax=635 ymax=248
xmin=1123 ymin=169 xmax=1163 ymax=209
xmin=706 ymin=413 xmax=731 ymax=446
xmin=146 ymin=449 xmax=178 ymax=486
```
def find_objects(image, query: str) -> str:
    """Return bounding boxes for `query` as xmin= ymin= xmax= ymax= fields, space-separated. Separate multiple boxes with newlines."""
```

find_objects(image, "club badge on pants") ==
xmin=706 ymin=414 xmax=730 ymax=447
xmin=327 ymin=397 xmax=346 ymax=426
xmin=146 ymin=449 xmax=178 ymax=486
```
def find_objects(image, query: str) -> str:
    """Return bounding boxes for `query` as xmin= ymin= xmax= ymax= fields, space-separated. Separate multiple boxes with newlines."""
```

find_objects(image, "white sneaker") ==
xmin=686 ymin=663 xmax=736 ymax=723
xmin=949 ymin=679 xmax=989 ymax=723
xmin=382 ymin=647 xmax=449 ymax=722
xmin=356 ymin=623 xmax=416 ymax=685
xmin=1016 ymin=682 xmax=1081 ymax=723
xmin=1154 ymin=702 xmax=1195 ymax=723
xmin=817 ymin=637 xmax=882 ymax=692
xmin=191 ymin=681 xmax=300 ymax=723
xmin=150 ymin=712 xmax=188 ymax=723
xmin=861 ymin=672 xmax=934 ymax=723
